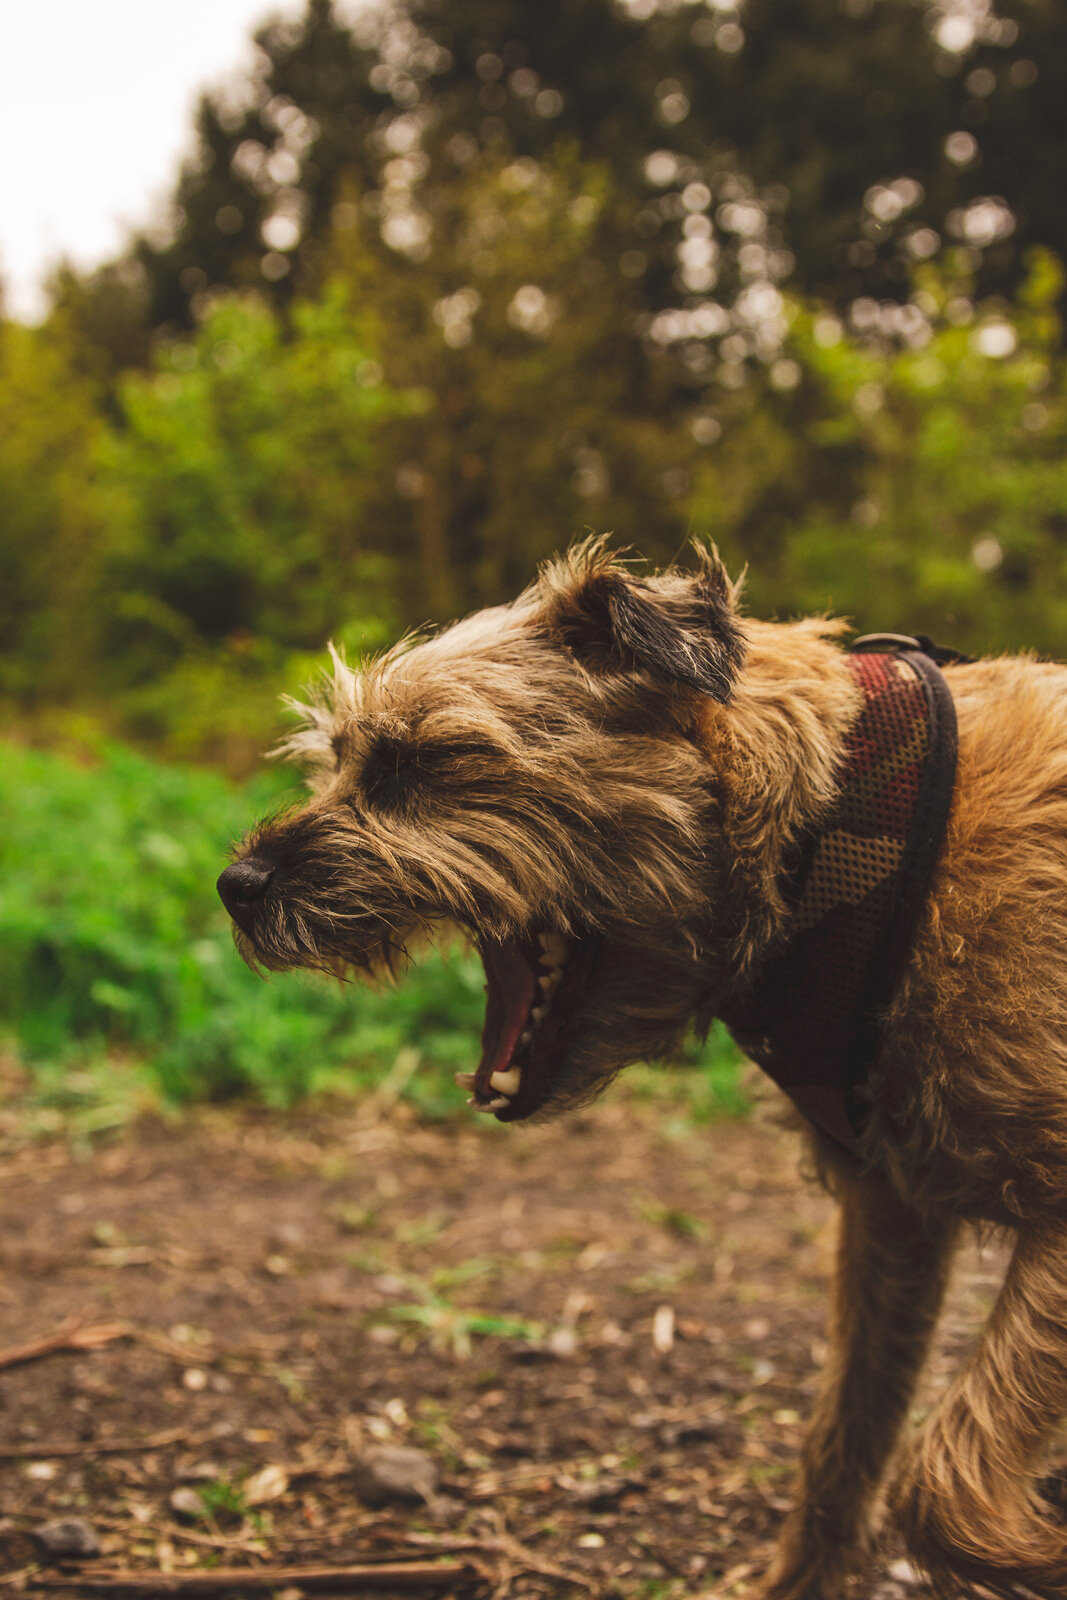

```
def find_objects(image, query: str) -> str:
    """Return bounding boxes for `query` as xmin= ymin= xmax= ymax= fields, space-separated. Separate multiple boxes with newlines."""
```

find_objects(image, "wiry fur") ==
xmin=221 ymin=538 xmax=1067 ymax=1597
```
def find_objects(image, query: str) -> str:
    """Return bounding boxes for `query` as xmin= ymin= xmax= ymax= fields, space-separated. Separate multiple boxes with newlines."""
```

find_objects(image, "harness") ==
xmin=718 ymin=637 xmax=962 ymax=1158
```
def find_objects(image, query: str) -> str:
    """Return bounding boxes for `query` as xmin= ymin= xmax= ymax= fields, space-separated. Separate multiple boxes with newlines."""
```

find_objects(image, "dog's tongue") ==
xmin=478 ymin=939 xmax=537 ymax=1093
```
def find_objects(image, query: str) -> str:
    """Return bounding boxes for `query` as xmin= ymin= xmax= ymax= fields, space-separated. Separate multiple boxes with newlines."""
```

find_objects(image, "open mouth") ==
xmin=457 ymin=931 xmax=591 ymax=1121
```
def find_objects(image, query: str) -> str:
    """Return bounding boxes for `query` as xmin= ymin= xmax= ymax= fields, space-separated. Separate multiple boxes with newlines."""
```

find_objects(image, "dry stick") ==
xmin=0 ymin=1429 xmax=193 ymax=1462
xmin=378 ymin=1528 xmax=598 ymax=1595
xmin=161 ymin=1528 xmax=269 ymax=1559
xmin=0 ymin=1321 xmax=131 ymax=1372
xmin=32 ymin=1560 xmax=484 ymax=1595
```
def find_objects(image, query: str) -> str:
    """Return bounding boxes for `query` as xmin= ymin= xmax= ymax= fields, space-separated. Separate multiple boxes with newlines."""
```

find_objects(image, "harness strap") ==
xmin=719 ymin=641 xmax=960 ymax=1158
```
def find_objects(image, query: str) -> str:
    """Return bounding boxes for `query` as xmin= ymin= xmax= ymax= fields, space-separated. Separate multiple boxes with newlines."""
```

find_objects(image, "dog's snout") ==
xmin=217 ymin=857 xmax=274 ymax=916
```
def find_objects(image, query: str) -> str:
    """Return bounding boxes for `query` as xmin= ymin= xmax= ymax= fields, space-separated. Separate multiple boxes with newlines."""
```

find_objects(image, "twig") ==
xmin=31 ymin=1561 xmax=484 ymax=1594
xmin=165 ymin=1528 xmax=269 ymax=1558
xmin=0 ymin=1321 xmax=131 ymax=1371
xmin=374 ymin=1528 xmax=598 ymax=1594
xmin=130 ymin=1331 xmax=217 ymax=1366
xmin=0 ymin=1429 xmax=192 ymax=1461
xmin=464 ymin=1458 xmax=597 ymax=1499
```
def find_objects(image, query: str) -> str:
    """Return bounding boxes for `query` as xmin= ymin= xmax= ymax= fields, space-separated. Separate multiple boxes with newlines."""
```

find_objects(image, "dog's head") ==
xmin=217 ymin=540 xmax=746 ymax=1120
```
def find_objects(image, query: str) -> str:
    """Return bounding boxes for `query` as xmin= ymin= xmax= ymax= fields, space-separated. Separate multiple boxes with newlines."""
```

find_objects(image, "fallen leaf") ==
xmin=244 ymin=1463 xmax=290 ymax=1506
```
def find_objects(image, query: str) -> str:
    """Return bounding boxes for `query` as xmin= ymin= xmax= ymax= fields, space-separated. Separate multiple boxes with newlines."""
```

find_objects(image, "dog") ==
xmin=218 ymin=539 xmax=1067 ymax=1599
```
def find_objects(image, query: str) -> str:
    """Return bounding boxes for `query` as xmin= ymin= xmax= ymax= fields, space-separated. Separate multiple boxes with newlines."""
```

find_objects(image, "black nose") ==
xmin=217 ymin=858 xmax=274 ymax=916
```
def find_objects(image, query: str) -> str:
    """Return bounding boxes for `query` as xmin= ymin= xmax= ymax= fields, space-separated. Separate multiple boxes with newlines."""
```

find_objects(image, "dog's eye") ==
xmin=362 ymin=738 xmax=441 ymax=807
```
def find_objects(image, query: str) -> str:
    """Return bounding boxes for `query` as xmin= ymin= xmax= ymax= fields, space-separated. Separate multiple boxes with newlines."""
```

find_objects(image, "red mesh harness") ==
xmin=718 ymin=638 xmax=961 ymax=1159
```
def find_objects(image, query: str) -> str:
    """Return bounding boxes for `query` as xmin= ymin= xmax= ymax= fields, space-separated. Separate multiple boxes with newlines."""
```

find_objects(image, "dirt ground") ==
xmin=0 ymin=1084 xmax=1014 ymax=1598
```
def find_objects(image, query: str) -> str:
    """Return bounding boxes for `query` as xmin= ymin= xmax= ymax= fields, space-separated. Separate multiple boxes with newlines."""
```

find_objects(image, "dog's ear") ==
xmin=538 ymin=539 xmax=744 ymax=702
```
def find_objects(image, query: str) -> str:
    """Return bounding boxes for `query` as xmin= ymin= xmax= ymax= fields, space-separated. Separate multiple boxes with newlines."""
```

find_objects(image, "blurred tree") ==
xmin=693 ymin=251 xmax=1067 ymax=657
xmin=0 ymin=321 xmax=106 ymax=699
xmin=325 ymin=146 xmax=700 ymax=615
xmin=126 ymin=0 xmax=1065 ymax=343
xmin=46 ymin=259 xmax=153 ymax=387
xmin=134 ymin=0 xmax=388 ymax=333
xmin=98 ymin=288 xmax=411 ymax=686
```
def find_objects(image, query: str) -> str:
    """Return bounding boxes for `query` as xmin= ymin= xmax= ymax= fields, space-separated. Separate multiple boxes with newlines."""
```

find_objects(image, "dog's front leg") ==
xmin=757 ymin=1169 xmax=958 ymax=1600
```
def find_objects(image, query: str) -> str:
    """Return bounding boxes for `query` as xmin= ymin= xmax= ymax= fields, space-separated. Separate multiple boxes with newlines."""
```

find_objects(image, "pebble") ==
xmin=32 ymin=1518 xmax=100 ymax=1560
xmin=351 ymin=1444 xmax=439 ymax=1506
xmin=169 ymin=1486 xmax=206 ymax=1519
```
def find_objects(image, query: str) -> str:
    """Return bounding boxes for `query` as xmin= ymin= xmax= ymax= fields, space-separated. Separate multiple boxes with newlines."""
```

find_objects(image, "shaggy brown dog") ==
xmin=218 ymin=541 xmax=1067 ymax=1599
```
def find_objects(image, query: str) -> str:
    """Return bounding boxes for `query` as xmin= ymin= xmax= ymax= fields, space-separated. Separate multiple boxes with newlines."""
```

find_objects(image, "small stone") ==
xmin=651 ymin=1304 xmax=675 ymax=1354
xmin=169 ymin=1486 xmax=206 ymax=1519
xmin=272 ymin=1222 xmax=306 ymax=1249
xmin=32 ymin=1518 xmax=101 ymax=1560
xmin=351 ymin=1444 xmax=439 ymax=1507
xmin=547 ymin=1326 xmax=578 ymax=1358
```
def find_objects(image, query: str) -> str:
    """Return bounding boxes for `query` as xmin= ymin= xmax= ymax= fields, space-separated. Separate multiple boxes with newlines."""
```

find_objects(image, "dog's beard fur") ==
xmin=223 ymin=540 xmax=746 ymax=1120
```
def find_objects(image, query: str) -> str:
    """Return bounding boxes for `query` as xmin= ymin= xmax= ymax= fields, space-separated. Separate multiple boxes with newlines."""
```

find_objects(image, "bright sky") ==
xmin=0 ymin=0 xmax=306 ymax=321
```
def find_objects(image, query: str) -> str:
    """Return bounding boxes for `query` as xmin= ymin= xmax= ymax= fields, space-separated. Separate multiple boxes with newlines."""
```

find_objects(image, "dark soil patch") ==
xmin=0 ymin=1094 xmax=1011 ymax=1597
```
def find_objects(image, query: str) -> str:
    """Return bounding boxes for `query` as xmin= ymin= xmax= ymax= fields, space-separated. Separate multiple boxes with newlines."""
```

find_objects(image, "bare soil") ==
xmin=0 ymin=1088 xmax=1012 ymax=1598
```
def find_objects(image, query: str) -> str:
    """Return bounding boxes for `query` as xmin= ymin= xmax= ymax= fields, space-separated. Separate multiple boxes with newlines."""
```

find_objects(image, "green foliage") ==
xmin=0 ymin=739 xmax=482 ymax=1111
xmin=324 ymin=146 xmax=697 ymax=612
xmin=100 ymin=286 xmax=410 ymax=671
xmin=0 ymin=739 xmax=742 ymax=1119
xmin=0 ymin=322 xmax=105 ymax=697
xmin=385 ymin=1262 xmax=545 ymax=1358
xmin=15 ymin=283 xmax=412 ymax=766
xmin=696 ymin=253 xmax=1067 ymax=657
xmin=130 ymin=0 xmax=1066 ymax=334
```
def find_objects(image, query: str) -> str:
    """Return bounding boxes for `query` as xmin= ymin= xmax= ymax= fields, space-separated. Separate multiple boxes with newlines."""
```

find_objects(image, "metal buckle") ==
xmin=850 ymin=632 xmax=922 ymax=654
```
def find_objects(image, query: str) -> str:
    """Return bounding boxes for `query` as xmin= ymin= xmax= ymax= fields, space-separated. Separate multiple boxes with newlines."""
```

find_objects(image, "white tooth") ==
xmin=530 ymin=1004 xmax=547 ymax=1024
xmin=486 ymin=1096 xmax=510 ymax=1110
xmin=539 ymin=972 xmax=559 ymax=997
xmin=540 ymin=931 xmax=568 ymax=964
xmin=519 ymin=1029 xmax=532 ymax=1047
xmin=490 ymin=1067 xmax=522 ymax=1096
xmin=455 ymin=1072 xmax=476 ymax=1090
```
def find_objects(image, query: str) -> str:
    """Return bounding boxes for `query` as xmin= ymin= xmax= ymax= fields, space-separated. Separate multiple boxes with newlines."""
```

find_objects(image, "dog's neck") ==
xmin=705 ymin=615 xmax=862 ymax=980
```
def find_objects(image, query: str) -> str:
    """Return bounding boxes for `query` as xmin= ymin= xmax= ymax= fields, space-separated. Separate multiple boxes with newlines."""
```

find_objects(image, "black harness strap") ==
xmin=718 ymin=639 xmax=960 ymax=1158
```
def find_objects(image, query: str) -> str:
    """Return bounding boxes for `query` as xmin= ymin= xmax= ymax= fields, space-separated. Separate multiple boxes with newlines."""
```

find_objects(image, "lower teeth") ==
xmin=467 ymin=933 xmax=571 ymax=1110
